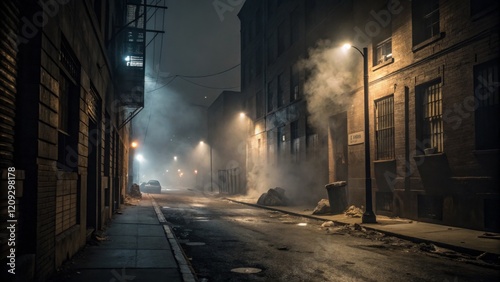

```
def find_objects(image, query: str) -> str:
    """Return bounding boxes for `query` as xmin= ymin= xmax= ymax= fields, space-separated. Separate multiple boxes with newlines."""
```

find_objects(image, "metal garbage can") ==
xmin=325 ymin=181 xmax=348 ymax=214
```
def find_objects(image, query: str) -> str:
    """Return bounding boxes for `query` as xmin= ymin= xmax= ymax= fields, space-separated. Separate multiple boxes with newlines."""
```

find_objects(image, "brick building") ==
xmin=239 ymin=0 xmax=499 ymax=230
xmin=0 ymin=0 xmax=148 ymax=280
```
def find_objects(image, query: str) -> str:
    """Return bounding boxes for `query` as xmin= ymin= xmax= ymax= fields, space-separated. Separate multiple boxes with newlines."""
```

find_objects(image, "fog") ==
xmin=244 ymin=40 xmax=361 ymax=205
xmin=130 ymin=1 xmax=242 ymax=188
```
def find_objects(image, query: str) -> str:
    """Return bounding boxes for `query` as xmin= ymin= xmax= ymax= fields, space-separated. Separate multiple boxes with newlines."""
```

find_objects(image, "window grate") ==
xmin=417 ymin=80 xmax=443 ymax=153
xmin=375 ymin=95 xmax=395 ymax=160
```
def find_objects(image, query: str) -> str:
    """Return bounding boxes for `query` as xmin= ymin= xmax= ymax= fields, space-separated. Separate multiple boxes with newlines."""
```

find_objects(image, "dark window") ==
xmin=268 ymin=32 xmax=277 ymax=65
xmin=256 ymin=45 xmax=262 ymax=76
xmin=471 ymin=0 xmax=498 ymax=16
xmin=268 ymin=0 xmax=277 ymax=19
xmin=277 ymin=125 xmax=286 ymax=163
xmin=267 ymin=78 xmax=276 ymax=112
xmin=290 ymin=65 xmax=300 ymax=102
xmin=416 ymin=79 xmax=443 ymax=154
xmin=256 ymin=90 xmax=265 ymax=118
xmin=474 ymin=59 xmax=499 ymax=150
xmin=291 ymin=120 xmax=300 ymax=162
xmin=256 ymin=8 xmax=262 ymax=35
xmin=277 ymin=21 xmax=288 ymax=56
xmin=375 ymin=95 xmax=395 ymax=160
xmin=58 ymin=37 xmax=80 ymax=172
xmin=290 ymin=8 xmax=300 ymax=44
xmin=277 ymin=72 xmax=285 ymax=107
xmin=412 ymin=0 xmax=440 ymax=46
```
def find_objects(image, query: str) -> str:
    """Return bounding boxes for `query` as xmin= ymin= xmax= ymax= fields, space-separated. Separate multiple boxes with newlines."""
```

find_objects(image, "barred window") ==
xmin=474 ymin=59 xmax=499 ymax=150
xmin=375 ymin=96 xmax=395 ymax=160
xmin=416 ymin=79 xmax=443 ymax=153
xmin=290 ymin=65 xmax=300 ymax=102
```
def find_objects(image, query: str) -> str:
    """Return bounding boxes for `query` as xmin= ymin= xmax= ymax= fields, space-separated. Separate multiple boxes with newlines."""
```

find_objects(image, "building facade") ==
xmin=239 ymin=0 xmax=499 ymax=230
xmin=0 ymin=0 xmax=146 ymax=280
xmin=207 ymin=91 xmax=246 ymax=194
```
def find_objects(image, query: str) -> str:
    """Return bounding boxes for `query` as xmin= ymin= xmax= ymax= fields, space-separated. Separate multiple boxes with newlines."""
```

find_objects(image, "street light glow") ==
xmin=135 ymin=154 xmax=144 ymax=162
xmin=239 ymin=112 xmax=245 ymax=119
xmin=342 ymin=43 xmax=351 ymax=50
xmin=174 ymin=156 xmax=177 ymax=161
xmin=131 ymin=141 xmax=138 ymax=148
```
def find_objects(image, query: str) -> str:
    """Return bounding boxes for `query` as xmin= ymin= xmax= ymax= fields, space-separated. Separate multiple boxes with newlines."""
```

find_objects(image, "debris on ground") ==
xmin=344 ymin=205 xmax=364 ymax=218
xmin=312 ymin=199 xmax=330 ymax=215
xmin=257 ymin=187 xmax=288 ymax=206
xmin=128 ymin=183 xmax=142 ymax=199
xmin=321 ymin=221 xmax=335 ymax=228
xmin=478 ymin=232 xmax=500 ymax=240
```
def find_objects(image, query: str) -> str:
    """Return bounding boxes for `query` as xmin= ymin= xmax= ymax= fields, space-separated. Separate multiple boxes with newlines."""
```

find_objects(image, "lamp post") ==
xmin=343 ymin=43 xmax=377 ymax=224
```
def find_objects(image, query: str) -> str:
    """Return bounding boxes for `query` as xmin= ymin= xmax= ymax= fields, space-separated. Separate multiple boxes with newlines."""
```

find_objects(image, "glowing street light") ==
xmin=135 ymin=154 xmax=145 ymax=162
xmin=174 ymin=156 xmax=177 ymax=161
xmin=343 ymin=42 xmax=377 ymax=224
xmin=131 ymin=141 xmax=138 ymax=148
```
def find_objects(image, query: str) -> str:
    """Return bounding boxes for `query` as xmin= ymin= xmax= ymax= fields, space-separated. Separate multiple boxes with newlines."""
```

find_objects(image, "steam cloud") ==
xmin=244 ymin=40 xmax=361 ymax=205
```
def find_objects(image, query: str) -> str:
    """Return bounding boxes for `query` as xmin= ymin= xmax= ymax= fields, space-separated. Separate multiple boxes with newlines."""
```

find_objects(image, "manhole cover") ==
xmin=185 ymin=242 xmax=206 ymax=246
xmin=231 ymin=267 xmax=262 ymax=274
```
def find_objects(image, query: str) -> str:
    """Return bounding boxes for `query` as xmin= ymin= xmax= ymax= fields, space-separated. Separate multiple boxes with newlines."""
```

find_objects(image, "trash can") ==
xmin=325 ymin=181 xmax=348 ymax=214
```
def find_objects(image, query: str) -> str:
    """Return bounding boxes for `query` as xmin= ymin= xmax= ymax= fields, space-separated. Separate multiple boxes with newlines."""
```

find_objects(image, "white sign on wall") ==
xmin=348 ymin=131 xmax=364 ymax=145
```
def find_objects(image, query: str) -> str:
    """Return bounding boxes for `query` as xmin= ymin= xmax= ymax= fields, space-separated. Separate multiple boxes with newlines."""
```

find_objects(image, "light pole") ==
xmin=343 ymin=43 xmax=377 ymax=223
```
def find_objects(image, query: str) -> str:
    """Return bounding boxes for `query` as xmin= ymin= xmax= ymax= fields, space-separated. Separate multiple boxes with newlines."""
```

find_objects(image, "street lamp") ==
xmin=343 ymin=43 xmax=377 ymax=224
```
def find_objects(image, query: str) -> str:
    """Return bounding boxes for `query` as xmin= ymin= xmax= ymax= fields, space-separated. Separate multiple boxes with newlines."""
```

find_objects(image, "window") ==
xmin=277 ymin=125 xmax=286 ymax=163
xmin=375 ymin=96 xmax=395 ymax=160
xmin=277 ymin=21 xmax=288 ymax=56
xmin=255 ymin=45 xmax=262 ymax=76
xmin=290 ymin=8 xmax=300 ymax=44
xmin=290 ymin=65 xmax=300 ymax=101
xmin=268 ymin=32 xmax=277 ymax=65
xmin=277 ymin=72 xmax=285 ymax=107
xmin=474 ymin=59 xmax=499 ymax=150
xmin=416 ymin=79 xmax=443 ymax=154
xmin=291 ymin=120 xmax=300 ymax=162
xmin=268 ymin=0 xmax=277 ymax=19
xmin=267 ymin=130 xmax=275 ymax=164
xmin=256 ymin=90 xmax=265 ymax=118
xmin=306 ymin=117 xmax=318 ymax=160
xmin=267 ymin=78 xmax=276 ymax=112
xmin=412 ymin=0 xmax=440 ymax=46
xmin=374 ymin=38 xmax=392 ymax=66
xmin=471 ymin=0 xmax=498 ymax=16
xmin=58 ymin=37 xmax=80 ymax=171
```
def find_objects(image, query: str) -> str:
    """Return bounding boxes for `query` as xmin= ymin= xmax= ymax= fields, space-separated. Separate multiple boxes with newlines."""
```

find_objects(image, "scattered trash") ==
xmin=128 ymin=183 xmax=142 ymax=199
xmin=321 ymin=221 xmax=335 ymax=228
xmin=344 ymin=205 xmax=364 ymax=218
xmin=312 ymin=199 xmax=330 ymax=215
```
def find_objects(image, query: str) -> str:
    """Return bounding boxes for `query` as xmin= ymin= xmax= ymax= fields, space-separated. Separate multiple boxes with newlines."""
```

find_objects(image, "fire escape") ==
xmin=116 ymin=0 xmax=167 ymax=129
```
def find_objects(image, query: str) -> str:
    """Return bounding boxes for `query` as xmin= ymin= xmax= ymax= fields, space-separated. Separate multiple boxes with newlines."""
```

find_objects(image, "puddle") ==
xmin=297 ymin=223 xmax=308 ymax=226
xmin=192 ymin=217 xmax=210 ymax=221
xmin=231 ymin=267 xmax=262 ymax=274
xmin=162 ymin=206 xmax=170 ymax=209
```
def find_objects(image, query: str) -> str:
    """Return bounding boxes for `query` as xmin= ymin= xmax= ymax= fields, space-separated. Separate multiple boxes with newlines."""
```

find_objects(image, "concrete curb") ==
xmin=224 ymin=198 xmax=500 ymax=259
xmin=150 ymin=195 xmax=198 ymax=282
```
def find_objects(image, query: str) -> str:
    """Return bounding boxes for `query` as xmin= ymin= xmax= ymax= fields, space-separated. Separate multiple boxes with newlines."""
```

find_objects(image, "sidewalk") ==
xmin=48 ymin=194 xmax=196 ymax=282
xmin=225 ymin=196 xmax=500 ymax=257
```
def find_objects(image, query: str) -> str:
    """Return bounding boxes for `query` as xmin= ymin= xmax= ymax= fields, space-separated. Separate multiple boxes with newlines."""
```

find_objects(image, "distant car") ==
xmin=143 ymin=180 xmax=162 ymax=194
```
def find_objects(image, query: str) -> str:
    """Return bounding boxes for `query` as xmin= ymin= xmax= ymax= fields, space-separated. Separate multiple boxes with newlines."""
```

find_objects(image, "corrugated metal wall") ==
xmin=0 ymin=0 xmax=19 ymax=168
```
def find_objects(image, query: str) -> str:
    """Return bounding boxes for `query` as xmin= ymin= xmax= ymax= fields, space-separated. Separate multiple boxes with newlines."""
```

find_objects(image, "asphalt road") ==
xmin=153 ymin=188 xmax=500 ymax=282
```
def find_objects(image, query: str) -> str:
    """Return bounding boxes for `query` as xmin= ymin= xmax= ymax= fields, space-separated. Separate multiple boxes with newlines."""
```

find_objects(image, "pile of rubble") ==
xmin=257 ymin=187 xmax=288 ymax=206
xmin=344 ymin=205 xmax=364 ymax=218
